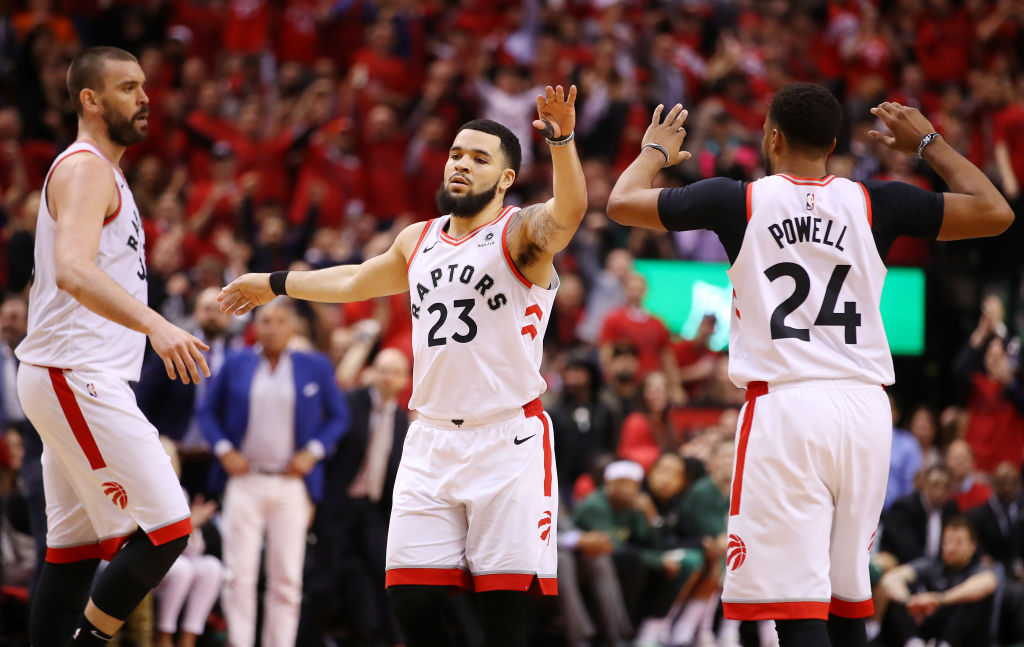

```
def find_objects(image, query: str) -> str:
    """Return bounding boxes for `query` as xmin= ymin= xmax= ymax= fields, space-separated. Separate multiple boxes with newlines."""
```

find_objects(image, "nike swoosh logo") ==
xmin=422 ymin=242 xmax=438 ymax=253
xmin=513 ymin=435 xmax=535 ymax=445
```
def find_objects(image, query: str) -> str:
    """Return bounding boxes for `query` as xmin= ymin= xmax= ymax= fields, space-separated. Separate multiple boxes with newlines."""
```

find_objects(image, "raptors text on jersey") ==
xmin=406 ymin=206 xmax=559 ymax=420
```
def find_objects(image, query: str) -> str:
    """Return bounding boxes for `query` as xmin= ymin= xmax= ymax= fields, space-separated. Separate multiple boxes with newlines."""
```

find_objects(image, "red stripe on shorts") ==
xmin=723 ymin=600 xmax=830 ymax=621
xmin=730 ymin=381 xmax=768 ymax=516
xmin=45 ymin=532 xmax=133 ymax=564
xmin=474 ymin=573 xmax=558 ymax=596
xmin=830 ymin=596 xmax=874 ymax=618
xmin=147 ymin=517 xmax=193 ymax=546
xmin=522 ymin=398 xmax=551 ymax=497
xmin=385 ymin=567 xmax=473 ymax=590
xmin=48 ymin=367 xmax=106 ymax=470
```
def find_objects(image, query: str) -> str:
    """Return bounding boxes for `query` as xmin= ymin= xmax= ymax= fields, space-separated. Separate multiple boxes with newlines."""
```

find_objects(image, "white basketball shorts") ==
xmin=722 ymin=378 xmax=890 ymax=621
xmin=17 ymin=364 xmax=191 ymax=562
xmin=385 ymin=398 xmax=558 ymax=595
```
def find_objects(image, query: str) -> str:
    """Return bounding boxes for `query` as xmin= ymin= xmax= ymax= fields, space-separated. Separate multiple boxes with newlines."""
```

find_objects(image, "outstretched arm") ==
xmin=218 ymin=221 xmax=424 ymax=315
xmin=607 ymin=104 xmax=693 ymax=230
xmin=506 ymin=85 xmax=588 ymax=286
xmin=868 ymin=102 xmax=1013 ymax=240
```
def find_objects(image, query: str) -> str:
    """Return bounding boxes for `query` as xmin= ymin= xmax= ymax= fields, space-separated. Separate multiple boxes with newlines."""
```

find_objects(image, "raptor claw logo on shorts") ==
xmin=538 ymin=510 xmax=552 ymax=543
xmin=102 ymin=481 xmax=128 ymax=510
xmin=726 ymin=534 xmax=747 ymax=571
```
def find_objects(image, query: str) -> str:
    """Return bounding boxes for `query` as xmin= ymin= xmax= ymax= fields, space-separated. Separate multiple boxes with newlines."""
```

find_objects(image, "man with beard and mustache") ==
xmin=606 ymin=83 xmax=1013 ymax=647
xmin=218 ymin=85 xmax=588 ymax=647
xmin=15 ymin=47 xmax=210 ymax=647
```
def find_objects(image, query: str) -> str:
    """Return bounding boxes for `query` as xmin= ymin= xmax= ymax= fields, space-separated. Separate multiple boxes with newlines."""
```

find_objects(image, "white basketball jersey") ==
xmin=17 ymin=142 xmax=149 ymax=382
xmin=726 ymin=174 xmax=893 ymax=387
xmin=406 ymin=206 xmax=558 ymax=420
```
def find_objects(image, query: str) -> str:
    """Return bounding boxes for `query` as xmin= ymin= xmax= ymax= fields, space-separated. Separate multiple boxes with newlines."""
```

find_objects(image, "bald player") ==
xmin=16 ymin=47 xmax=209 ymax=646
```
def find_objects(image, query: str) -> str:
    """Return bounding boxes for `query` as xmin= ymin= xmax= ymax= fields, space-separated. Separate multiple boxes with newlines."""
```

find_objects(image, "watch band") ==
xmin=917 ymin=132 xmax=940 ymax=158
xmin=642 ymin=142 xmax=671 ymax=167
xmin=546 ymin=131 xmax=575 ymax=146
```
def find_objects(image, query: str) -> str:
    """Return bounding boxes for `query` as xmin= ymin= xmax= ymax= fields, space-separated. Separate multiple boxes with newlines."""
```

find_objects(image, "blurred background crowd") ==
xmin=2 ymin=0 xmax=1024 ymax=645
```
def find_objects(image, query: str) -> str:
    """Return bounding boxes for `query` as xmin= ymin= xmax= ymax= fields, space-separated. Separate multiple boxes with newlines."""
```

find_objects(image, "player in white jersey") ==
xmin=217 ymin=86 xmax=587 ymax=647
xmin=606 ymin=83 xmax=1013 ymax=647
xmin=15 ymin=47 xmax=211 ymax=647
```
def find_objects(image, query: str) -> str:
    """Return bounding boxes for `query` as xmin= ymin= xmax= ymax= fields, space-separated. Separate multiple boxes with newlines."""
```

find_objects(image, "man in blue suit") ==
xmin=198 ymin=297 xmax=347 ymax=647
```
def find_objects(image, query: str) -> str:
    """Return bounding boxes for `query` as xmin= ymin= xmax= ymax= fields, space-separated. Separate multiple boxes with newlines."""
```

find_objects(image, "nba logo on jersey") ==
xmin=86 ymin=383 xmax=98 ymax=398
xmin=805 ymin=192 xmax=815 ymax=212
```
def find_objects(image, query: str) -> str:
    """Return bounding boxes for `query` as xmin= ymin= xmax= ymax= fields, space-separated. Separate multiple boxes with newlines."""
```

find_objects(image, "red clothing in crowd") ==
xmin=289 ymin=145 xmax=365 ymax=229
xmin=277 ymin=0 xmax=320 ymax=65
xmin=223 ymin=0 xmax=268 ymax=54
xmin=362 ymin=136 xmax=411 ymax=220
xmin=600 ymin=306 xmax=670 ymax=378
xmin=965 ymin=373 xmax=1024 ymax=473
xmin=171 ymin=0 xmax=227 ymax=66
xmin=956 ymin=478 xmax=993 ymax=512
xmin=915 ymin=8 xmax=973 ymax=85
xmin=231 ymin=130 xmax=297 ymax=205
xmin=994 ymin=102 xmax=1024 ymax=186
xmin=617 ymin=412 xmax=678 ymax=472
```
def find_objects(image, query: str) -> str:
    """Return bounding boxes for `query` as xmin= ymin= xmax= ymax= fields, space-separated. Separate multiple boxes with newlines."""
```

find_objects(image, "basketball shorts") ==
xmin=17 ymin=364 xmax=191 ymax=562
xmin=722 ymin=378 xmax=890 ymax=621
xmin=385 ymin=398 xmax=558 ymax=595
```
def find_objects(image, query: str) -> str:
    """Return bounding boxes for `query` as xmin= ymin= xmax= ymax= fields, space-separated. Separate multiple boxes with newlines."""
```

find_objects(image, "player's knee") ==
xmin=130 ymin=535 xmax=189 ymax=588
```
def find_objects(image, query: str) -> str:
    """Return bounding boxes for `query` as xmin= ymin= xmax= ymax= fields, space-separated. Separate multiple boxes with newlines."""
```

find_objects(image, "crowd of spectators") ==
xmin=2 ymin=0 xmax=1024 ymax=645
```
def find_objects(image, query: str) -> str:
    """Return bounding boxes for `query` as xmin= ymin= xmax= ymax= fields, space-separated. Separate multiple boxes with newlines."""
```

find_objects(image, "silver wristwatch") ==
xmin=917 ymin=132 xmax=940 ymax=158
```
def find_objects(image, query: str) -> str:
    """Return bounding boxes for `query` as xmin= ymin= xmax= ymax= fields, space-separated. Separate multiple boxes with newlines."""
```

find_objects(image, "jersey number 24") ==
xmin=764 ymin=263 xmax=862 ymax=344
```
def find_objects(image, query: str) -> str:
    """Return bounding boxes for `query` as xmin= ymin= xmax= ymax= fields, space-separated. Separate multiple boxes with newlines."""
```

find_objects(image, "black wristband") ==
xmin=269 ymin=271 xmax=289 ymax=296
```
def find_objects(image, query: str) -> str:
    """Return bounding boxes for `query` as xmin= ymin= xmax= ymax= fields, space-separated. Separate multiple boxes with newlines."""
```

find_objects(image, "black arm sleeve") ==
xmin=862 ymin=180 xmax=944 ymax=260
xmin=657 ymin=177 xmax=749 ymax=263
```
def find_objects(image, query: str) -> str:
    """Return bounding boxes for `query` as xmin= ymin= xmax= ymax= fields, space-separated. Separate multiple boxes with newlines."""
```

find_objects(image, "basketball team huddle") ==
xmin=12 ymin=46 xmax=1014 ymax=647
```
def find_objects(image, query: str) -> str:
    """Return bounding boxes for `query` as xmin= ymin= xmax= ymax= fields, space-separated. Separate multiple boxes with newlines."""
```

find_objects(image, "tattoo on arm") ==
xmin=511 ymin=203 xmax=566 ymax=268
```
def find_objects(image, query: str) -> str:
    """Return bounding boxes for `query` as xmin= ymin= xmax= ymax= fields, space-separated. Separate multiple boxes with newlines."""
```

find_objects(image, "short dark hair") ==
xmin=67 ymin=46 xmax=138 ymax=114
xmin=767 ymin=83 xmax=842 ymax=153
xmin=944 ymin=515 xmax=978 ymax=544
xmin=456 ymin=119 xmax=522 ymax=176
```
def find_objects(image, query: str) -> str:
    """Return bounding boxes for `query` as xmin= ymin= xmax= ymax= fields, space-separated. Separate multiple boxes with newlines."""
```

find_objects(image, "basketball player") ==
xmin=15 ymin=47 xmax=211 ymax=646
xmin=606 ymin=83 xmax=1013 ymax=647
xmin=217 ymin=85 xmax=586 ymax=647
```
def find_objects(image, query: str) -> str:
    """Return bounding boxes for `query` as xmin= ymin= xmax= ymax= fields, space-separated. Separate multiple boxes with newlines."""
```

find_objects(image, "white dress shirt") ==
xmin=240 ymin=351 xmax=296 ymax=473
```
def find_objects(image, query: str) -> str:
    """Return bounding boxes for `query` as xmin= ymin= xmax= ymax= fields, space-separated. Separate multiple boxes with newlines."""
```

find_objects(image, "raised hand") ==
xmin=868 ymin=102 xmax=937 ymax=154
xmin=218 ymin=272 xmax=275 ymax=316
xmin=533 ymin=85 xmax=577 ymax=139
xmin=642 ymin=103 xmax=692 ymax=167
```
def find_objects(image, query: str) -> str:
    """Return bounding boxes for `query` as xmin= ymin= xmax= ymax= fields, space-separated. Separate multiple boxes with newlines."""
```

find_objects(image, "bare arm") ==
xmin=218 ymin=222 xmax=423 ymax=315
xmin=51 ymin=155 xmax=209 ymax=383
xmin=881 ymin=564 xmax=917 ymax=603
xmin=939 ymin=569 xmax=998 ymax=605
xmin=507 ymin=85 xmax=588 ymax=286
xmin=607 ymin=104 xmax=693 ymax=230
xmin=868 ymin=102 xmax=1013 ymax=240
